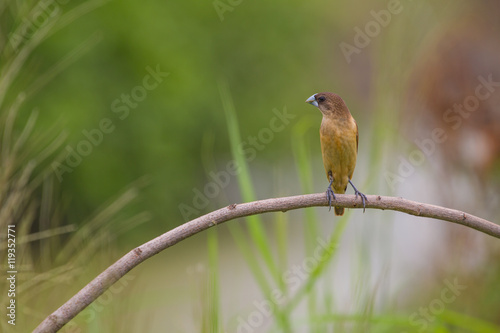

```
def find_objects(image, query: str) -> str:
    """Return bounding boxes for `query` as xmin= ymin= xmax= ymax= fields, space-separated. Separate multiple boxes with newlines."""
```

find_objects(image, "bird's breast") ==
xmin=320 ymin=116 xmax=358 ymax=193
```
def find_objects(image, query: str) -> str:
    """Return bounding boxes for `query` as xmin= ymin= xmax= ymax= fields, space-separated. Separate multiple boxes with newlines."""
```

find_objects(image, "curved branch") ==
xmin=34 ymin=193 xmax=499 ymax=332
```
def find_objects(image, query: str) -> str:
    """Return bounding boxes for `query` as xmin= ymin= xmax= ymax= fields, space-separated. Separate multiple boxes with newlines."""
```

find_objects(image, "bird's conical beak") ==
xmin=305 ymin=94 xmax=318 ymax=107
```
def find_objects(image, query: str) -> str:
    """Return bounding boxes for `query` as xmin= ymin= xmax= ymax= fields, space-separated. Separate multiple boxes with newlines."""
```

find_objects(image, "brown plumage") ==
xmin=306 ymin=92 xmax=366 ymax=215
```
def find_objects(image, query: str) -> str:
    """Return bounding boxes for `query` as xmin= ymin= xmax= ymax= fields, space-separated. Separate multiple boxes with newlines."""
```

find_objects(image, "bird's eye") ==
xmin=317 ymin=96 xmax=326 ymax=102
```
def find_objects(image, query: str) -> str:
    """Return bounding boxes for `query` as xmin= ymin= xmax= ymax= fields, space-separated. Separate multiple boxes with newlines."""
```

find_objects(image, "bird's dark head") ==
xmin=305 ymin=92 xmax=349 ymax=117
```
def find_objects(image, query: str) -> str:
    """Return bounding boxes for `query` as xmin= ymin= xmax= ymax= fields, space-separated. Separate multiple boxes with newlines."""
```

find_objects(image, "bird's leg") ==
xmin=348 ymin=179 xmax=367 ymax=213
xmin=326 ymin=172 xmax=336 ymax=212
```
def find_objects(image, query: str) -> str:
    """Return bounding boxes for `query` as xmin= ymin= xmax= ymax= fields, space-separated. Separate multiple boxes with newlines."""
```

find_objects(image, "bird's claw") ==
xmin=326 ymin=173 xmax=336 ymax=212
xmin=326 ymin=186 xmax=336 ymax=211
xmin=348 ymin=179 xmax=367 ymax=213
xmin=354 ymin=189 xmax=367 ymax=213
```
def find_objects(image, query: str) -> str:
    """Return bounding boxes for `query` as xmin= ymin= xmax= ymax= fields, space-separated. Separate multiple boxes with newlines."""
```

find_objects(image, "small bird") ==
xmin=306 ymin=92 xmax=366 ymax=215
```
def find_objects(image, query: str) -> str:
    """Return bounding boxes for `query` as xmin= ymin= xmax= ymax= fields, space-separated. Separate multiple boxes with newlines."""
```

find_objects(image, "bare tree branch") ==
xmin=33 ymin=193 xmax=499 ymax=332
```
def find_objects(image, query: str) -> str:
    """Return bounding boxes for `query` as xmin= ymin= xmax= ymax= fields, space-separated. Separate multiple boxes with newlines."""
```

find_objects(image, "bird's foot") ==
xmin=326 ymin=186 xmax=336 ymax=212
xmin=348 ymin=179 xmax=367 ymax=213
xmin=326 ymin=173 xmax=335 ymax=211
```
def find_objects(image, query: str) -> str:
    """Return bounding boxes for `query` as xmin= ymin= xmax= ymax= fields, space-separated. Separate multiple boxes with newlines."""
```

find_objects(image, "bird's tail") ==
xmin=334 ymin=207 xmax=344 ymax=216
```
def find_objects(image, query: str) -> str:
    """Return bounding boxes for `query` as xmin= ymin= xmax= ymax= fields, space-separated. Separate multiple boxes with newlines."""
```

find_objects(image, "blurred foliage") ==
xmin=2 ymin=0 xmax=336 ymax=236
xmin=2 ymin=0 xmax=500 ymax=332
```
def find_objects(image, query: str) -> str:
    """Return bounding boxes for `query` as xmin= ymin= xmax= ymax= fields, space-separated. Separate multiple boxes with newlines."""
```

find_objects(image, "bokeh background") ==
xmin=1 ymin=0 xmax=500 ymax=332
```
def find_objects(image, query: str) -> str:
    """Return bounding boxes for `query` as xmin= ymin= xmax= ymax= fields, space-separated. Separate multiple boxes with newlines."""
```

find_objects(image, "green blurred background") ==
xmin=1 ymin=0 xmax=500 ymax=332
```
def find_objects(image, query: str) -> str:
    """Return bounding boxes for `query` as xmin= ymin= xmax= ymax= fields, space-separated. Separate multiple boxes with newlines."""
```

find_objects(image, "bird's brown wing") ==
xmin=355 ymin=120 xmax=359 ymax=153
